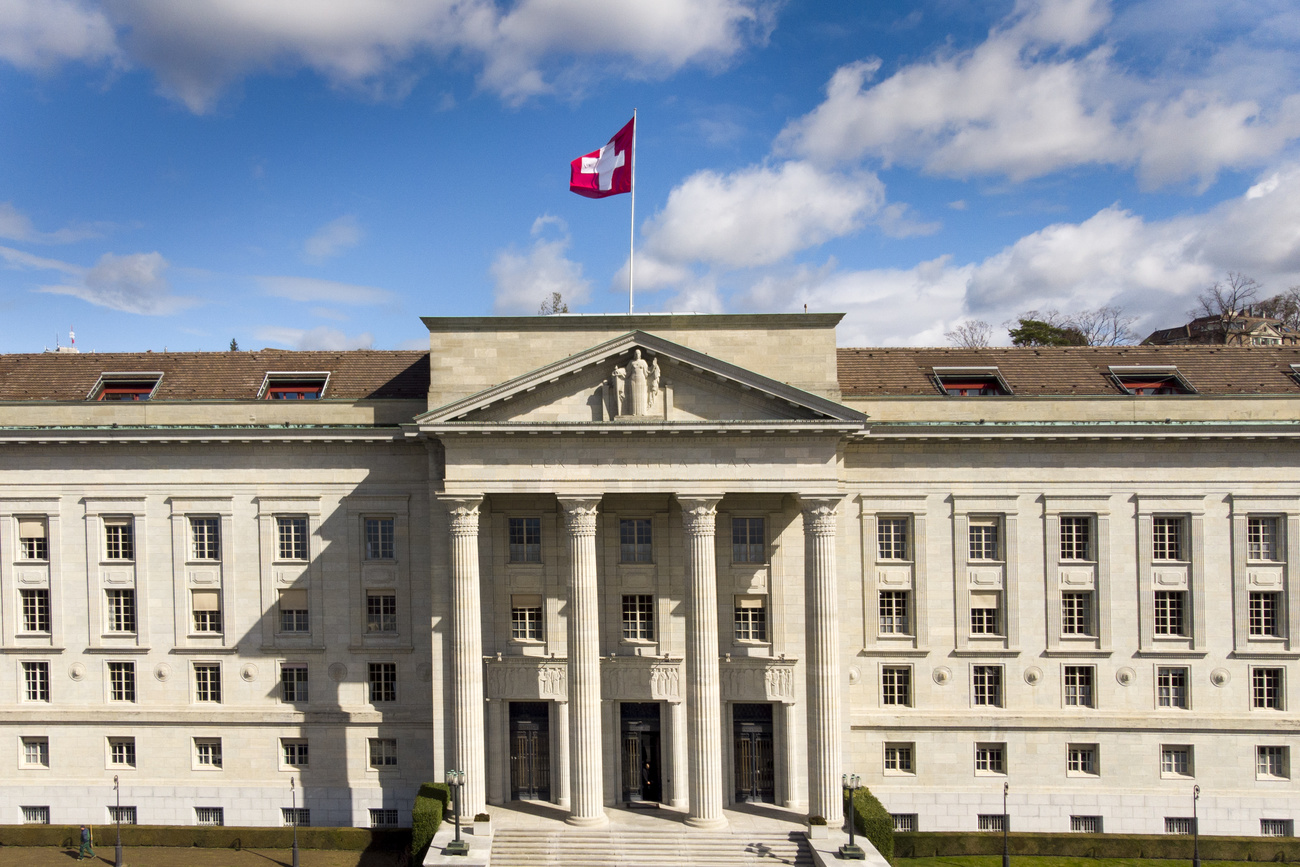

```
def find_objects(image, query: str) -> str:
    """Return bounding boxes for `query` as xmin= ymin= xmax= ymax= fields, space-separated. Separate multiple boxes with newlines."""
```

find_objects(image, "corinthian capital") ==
xmin=800 ymin=495 xmax=843 ymax=537
xmin=677 ymin=495 xmax=722 ymax=536
xmin=438 ymin=495 xmax=483 ymax=537
xmin=558 ymin=496 xmax=601 ymax=537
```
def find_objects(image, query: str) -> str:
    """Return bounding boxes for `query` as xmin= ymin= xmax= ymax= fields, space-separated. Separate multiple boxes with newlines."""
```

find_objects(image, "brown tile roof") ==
xmin=836 ymin=345 xmax=1300 ymax=397
xmin=0 ymin=350 xmax=430 ymax=401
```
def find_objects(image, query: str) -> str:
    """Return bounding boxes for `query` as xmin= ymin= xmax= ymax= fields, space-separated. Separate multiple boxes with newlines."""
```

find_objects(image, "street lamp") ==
xmin=1002 ymin=781 xmax=1010 ymax=867
xmin=839 ymin=774 xmax=866 ymax=860
xmin=1192 ymin=785 xmax=1201 ymax=867
xmin=291 ymin=776 xmax=300 ymax=867
xmin=114 ymin=774 xmax=123 ymax=867
xmin=444 ymin=770 xmax=468 ymax=856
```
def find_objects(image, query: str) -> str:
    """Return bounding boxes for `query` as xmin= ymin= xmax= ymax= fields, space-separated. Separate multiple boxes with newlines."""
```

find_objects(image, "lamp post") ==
xmin=291 ymin=776 xmax=299 ymax=867
xmin=839 ymin=774 xmax=866 ymax=860
xmin=1192 ymin=785 xmax=1201 ymax=867
xmin=114 ymin=774 xmax=123 ymax=867
xmin=1002 ymin=781 xmax=1010 ymax=867
xmin=444 ymin=770 xmax=468 ymax=856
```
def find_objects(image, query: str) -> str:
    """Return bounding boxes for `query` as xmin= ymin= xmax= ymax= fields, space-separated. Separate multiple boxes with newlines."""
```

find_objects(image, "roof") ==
xmin=836 ymin=345 xmax=1300 ymax=397
xmin=0 ymin=350 xmax=430 ymax=401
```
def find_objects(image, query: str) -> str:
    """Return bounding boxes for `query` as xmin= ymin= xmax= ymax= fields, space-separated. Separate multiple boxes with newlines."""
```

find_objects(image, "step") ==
xmin=490 ymin=829 xmax=813 ymax=867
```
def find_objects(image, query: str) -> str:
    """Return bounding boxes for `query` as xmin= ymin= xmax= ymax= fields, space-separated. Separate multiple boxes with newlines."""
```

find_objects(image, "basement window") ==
xmin=259 ymin=372 xmax=330 ymax=400
xmin=932 ymin=367 xmax=1011 ymax=397
xmin=1109 ymin=366 xmax=1194 ymax=396
xmin=90 ymin=373 xmax=161 ymax=401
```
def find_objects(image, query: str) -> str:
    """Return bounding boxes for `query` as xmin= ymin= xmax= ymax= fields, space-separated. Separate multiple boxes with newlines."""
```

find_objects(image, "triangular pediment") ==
xmin=414 ymin=332 xmax=865 ymax=432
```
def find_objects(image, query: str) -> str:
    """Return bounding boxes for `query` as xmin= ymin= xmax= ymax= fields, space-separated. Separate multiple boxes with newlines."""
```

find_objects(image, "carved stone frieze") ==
xmin=720 ymin=658 xmax=796 ymax=703
xmin=484 ymin=658 xmax=569 ymax=700
xmin=600 ymin=657 xmax=683 ymax=702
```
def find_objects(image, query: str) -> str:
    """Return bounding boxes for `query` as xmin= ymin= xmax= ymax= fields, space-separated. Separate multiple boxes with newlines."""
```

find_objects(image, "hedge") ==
xmin=0 ymin=825 xmax=407 ymax=850
xmin=895 ymin=832 xmax=1300 ymax=861
xmin=411 ymin=782 xmax=451 ymax=860
xmin=850 ymin=787 xmax=895 ymax=862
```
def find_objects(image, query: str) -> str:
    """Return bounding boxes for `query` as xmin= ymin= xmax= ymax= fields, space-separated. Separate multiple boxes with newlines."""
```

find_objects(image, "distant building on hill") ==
xmin=1144 ymin=309 xmax=1300 ymax=346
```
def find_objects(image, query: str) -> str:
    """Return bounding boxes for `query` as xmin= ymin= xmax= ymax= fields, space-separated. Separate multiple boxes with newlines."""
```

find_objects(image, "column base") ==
xmin=556 ymin=797 xmax=570 ymax=809
xmin=684 ymin=815 xmax=729 ymax=831
xmin=565 ymin=812 xmax=609 ymax=828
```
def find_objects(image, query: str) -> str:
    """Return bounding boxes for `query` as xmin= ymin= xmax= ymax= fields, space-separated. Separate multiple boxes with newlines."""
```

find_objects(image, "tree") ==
xmin=1006 ymin=306 xmax=1136 ymax=346
xmin=1008 ymin=318 xmax=1087 ymax=346
xmin=1190 ymin=272 xmax=1261 ymax=319
xmin=537 ymin=292 xmax=569 ymax=315
xmin=945 ymin=320 xmax=993 ymax=348
xmin=229 ymin=338 xmax=239 ymax=351
xmin=1071 ymin=305 xmax=1137 ymax=346
xmin=1254 ymin=285 xmax=1300 ymax=330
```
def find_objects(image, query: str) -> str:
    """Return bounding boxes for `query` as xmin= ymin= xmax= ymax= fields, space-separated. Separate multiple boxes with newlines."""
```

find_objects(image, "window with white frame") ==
xmin=978 ymin=814 xmax=1007 ymax=831
xmin=105 ymin=589 xmax=136 ymax=633
xmin=278 ymin=589 xmax=308 ymax=633
xmin=276 ymin=516 xmax=308 ymax=561
xmin=1257 ymin=745 xmax=1289 ymax=779
xmin=1152 ymin=516 xmax=1185 ymax=561
xmin=19 ymin=590 xmax=50 ymax=634
xmin=21 ymin=806 xmax=49 ymax=824
xmin=881 ymin=666 xmax=912 ymax=706
xmin=892 ymin=814 xmax=918 ymax=832
xmin=103 ymin=518 xmax=134 ymax=561
xmin=1064 ymin=666 xmax=1095 ymax=708
xmin=1166 ymin=817 xmax=1195 ymax=835
xmin=511 ymin=595 xmax=542 ymax=641
xmin=508 ymin=517 xmax=541 ymax=563
xmin=879 ymin=590 xmax=910 ymax=635
xmin=620 ymin=518 xmax=652 ymax=563
xmin=1157 ymin=667 xmax=1189 ymax=709
xmin=732 ymin=517 xmax=765 ymax=563
xmin=196 ymin=807 xmax=224 ymax=826
xmin=1249 ymin=592 xmax=1281 ymax=637
xmin=282 ymin=808 xmax=309 ymax=826
xmin=370 ymin=809 xmax=399 ymax=828
xmin=194 ymin=663 xmax=221 ymax=703
xmin=108 ymin=662 xmax=135 ymax=702
xmin=621 ymin=595 xmax=654 ymax=641
xmin=734 ymin=596 xmax=768 ymax=642
xmin=1252 ymin=667 xmax=1284 ymax=709
xmin=1161 ymin=745 xmax=1192 ymax=777
xmin=369 ymin=738 xmax=398 ymax=769
xmin=973 ymin=666 xmax=1002 ymax=707
xmin=195 ymin=738 xmax=223 ymax=769
xmin=190 ymin=517 xmax=219 ymax=560
xmin=1261 ymin=819 xmax=1294 ymax=837
xmin=1067 ymin=744 xmax=1098 ymax=775
xmin=369 ymin=662 xmax=396 ymax=702
xmin=1071 ymin=816 xmax=1103 ymax=833
xmin=18 ymin=518 xmax=47 ymax=560
xmin=280 ymin=664 xmax=308 ymax=703
xmin=282 ymin=739 xmax=309 ymax=767
xmin=975 ymin=743 xmax=1005 ymax=774
xmin=968 ymin=518 xmax=1000 ymax=561
xmin=884 ymin=743 xmax=914 ymax=774
xmin=1060 ymin=516 xmax=1092 ymax=561
xmin=108 ymin=806 xmax=136 ymax=825
xmin=970 ymin=591 xmax=1000 ymax=635
xmin=1154 ymin=590 xmax=1186 ymax=636
xmin=191 ymin=590 xmax=222 ymax=633
xmin=878 ymin=517 xmax=910 ymax=561
xmin=109 ymin=737 xmax=135 ymax=767
xmin=22 ymin=661 xmax=49 ymax=702
xmin=366 ymin=591 xmax=397 ymax=633
xmin=1248 ymin=517 xmax=1280 ymax=561
xmin=1061 ymin=591 xmax=1094 ymax=636
xmin=21 ymin=736 xmax=48 ymax=768
xmin=365 ymin=517 xmax=395 ymax=560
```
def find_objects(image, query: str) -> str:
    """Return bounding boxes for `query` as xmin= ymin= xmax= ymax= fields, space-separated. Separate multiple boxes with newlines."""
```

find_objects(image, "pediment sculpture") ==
xmin=607 ymin=349 xmax=663 ymax=418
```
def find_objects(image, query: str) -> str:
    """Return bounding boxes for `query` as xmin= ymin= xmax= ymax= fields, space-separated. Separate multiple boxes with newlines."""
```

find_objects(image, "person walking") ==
xmin=77 ymin=824 xmax=95 ymax=860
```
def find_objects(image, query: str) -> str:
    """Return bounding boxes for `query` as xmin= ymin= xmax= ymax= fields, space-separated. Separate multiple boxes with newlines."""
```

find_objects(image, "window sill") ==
xmin=272 ymin=560 xmax=310 ymax=566
xmin=883 ymin=770 xmax=916 ymax=777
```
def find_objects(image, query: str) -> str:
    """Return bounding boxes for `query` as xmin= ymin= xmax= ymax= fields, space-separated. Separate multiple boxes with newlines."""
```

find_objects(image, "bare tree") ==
xmin=537 ymin=292 xmax=569 ymax=315
xmin=1071 ymin=305 xmax=1137 ymax=345
xmin=1255 ymin=285 xmax=1300 ymax=330
xmin=1190 ymin=272 xmax=1261 ymax=319
xmin=945 ymin=320 xmax=993 ymax=348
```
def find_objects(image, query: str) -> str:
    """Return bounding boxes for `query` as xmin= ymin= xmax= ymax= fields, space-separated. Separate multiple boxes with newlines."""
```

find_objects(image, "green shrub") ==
xmin=850 ymin=787 xmax=894 ymax=862
xmin=808 ymin=815 xmax=827 ymax=825
xmin=411 ymin=782 xmax=448 ymax=859
xmin=891 ymin=832 xmax=1300 ymax=861
xmin=0 ymin=825 xmax=404 ymax=851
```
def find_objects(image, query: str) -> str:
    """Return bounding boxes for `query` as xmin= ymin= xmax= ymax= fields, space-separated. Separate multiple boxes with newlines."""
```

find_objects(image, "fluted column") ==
xmin=679 ymin=495 xmax=728 ymax=830
xmin=443 ymin=495 xmax=487 ymax=817
xmin=554 ymin=700 xmax=571 ymax=808
xmin=801 ymin=496 xmax=843 ymax=822
xmin=559 ymin=496 xmax=607 ymax=826
xmin=668 ymin=699 xmax=688 ymax=809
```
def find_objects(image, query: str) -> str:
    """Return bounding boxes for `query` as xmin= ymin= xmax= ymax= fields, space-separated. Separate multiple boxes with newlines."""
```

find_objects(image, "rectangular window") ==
xmin=104 ymin=519 xmax=134 ymax=561
xmin=977 ymin=814 xmax=1007 ymax=831
xmin=1152 ymin=516 xmax=1184 ymax=561
xmin=1161 ymin=745 xmax=1192 ymax=777
xmin=973 ymin=666 xmax=1003 ymax=707
xmin=1068 ymin=744 xmax=1098 ymax=775
xmin=879 ymin=590 xmax=910 ymax=635
xmin=276 ymin=516 xmax=308 ymax=561
xmin=109 ymin=737 xmax=135 ymax=767
xmin=109 ymin=807 xmax=137 ymax=825
xmin=892 ymin=814 xmax=918 ymax=832
xmin=365 ymin=517 xmax=395 ymax=560
xmin=366 ymin=592 xmax=397 ymax=633
xmin=1061 ymin=591 xmax=1093 ymax=636
xmin=190 ymin=517 xmax=219 ymax=560
xmin=970 ymin=592 xmax=1000 ymax=635
xmin=22 ymin=737 xmax=48 ymax=768
xmin=1248 ymin=517 xmax=1280 ymax=561
xmin=108 ymin=662 xmax=135 ymax=702
xmin=1252 ymin=667 xmax=1284 ymax=709
xmin=1261 ymin=819 xmax=1294 ymax=837
xmin=881 ymin=666 xmax=912 ymax=706
xmin=20 ymin=590 xmax=50 ymax=633
xmin=21 ymin=806 xmax=50 ymax=824
xmin=195 ymin=738 xmax=223 ymax=769
xmin=508 ymin=517 xmax=542 ymax=563
xmin=369 ymin=662 xmax=397 ymax=703
xmin=884 ymin=743 xmax=914 ymax=774
xmin=105 ymin=589 xmax=136 ymax=633
xmin=278 ymin=589 xmax=308 ymax=633
xmin=369 ymin=738 xmax=398 ymax=769
xmin=1071 ymin=816 xmax=1103 ymax=833
xmin=1154 ymin=590 xmax=1186 ymax=636
xmin=975 ymin=744 xmax=1005 ymax=774
xmin=1166 ymin=817 xmax=1194 ymax=835
xmin=18 ymin=518 xmax=47 ymax=560
xmin=1064 ymin=666 xmax=1095 ymax=707
xmin=621 ymin=594 xmax=655 ymax=641
xmin=1249 ymin=592 xmax=1280 ymax=637
xmin=191 ymin=590 xmax=222 ymax=633
xmin=1157 ymin=667 xmax=1188 ymax=709
xmin=280 ymin=664 xmax=308 ymax=703
xmin=1060 ymin=516 xmax=1092 ymax=561
xmin=370 ymin=809 xmax=399 ymax=828
xmin=734 ymin=597 xmax=768 ymax=642
xmin=510 ymin=595 xmax=542 ymax=641
xmin=1257 ymin=745 xmax=1289 ymax=779
xmin=732 ymin=517 xmax=765 ymax=563
xmin=282 ymin=740 xmax=309 ymax=767
xmin=968 ymin=518 xmax=1000 ymax=561
xmin=282 ymin=808 xmax=310 ymax=827
xmin=22 ymin=661 xmax=49 ymax=702
xmin=194 ymin=663 xmax=221 ymax=703
xmin=620 ymin=518 xmax=653 ymax=563
xmin=877 ymin=517 xmax=910 ymax=561
xmin=196 ymin=807 xmax=224 ymax=826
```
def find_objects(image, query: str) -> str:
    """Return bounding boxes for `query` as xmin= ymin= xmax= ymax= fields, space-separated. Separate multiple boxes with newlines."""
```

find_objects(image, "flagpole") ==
xmin=629 ymin=108 xmax=636 ymax=315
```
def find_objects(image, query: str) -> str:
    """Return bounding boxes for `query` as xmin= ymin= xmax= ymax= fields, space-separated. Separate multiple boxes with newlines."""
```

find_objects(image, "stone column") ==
xmin=559 ymin=497 xmax=607 ymax=826
xmin=486 ymin=699 xmax=504 ymax=805
xmin=668 ymin=699 xmax=688 ymax=809
xmin=553 ymin=700 xmax=571 ymax=809
xmin=679 ymin=495 xmax=728 ymax=829
xmin=782 ymin=701 xmax=805 ymax=808
xmin=801 ymin=496 xmax=843 ymax=823
xmin=443 ymin=495 xmax=487 ymax=817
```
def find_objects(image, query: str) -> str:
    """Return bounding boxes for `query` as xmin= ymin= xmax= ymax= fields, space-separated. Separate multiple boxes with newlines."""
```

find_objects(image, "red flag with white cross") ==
xmin=569 ymin=117 xmax=634 ymax=198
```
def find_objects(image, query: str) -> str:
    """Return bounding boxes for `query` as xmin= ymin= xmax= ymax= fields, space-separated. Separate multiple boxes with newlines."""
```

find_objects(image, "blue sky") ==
xmin=2 ymin=0 xmax=1299 ymax=352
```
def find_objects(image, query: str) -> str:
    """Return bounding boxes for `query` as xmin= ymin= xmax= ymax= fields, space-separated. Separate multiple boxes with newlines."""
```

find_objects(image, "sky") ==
xmin=2 ymin=0 xmax=1300 ymax=352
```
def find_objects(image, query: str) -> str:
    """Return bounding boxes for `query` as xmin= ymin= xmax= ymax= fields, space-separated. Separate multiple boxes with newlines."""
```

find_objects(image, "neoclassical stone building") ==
xmin=1 ymin=313 xmax=1298 ymax=836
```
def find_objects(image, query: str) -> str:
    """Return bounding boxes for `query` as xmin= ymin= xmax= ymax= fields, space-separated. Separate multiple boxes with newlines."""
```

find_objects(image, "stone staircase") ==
xmin=491 ymin=828 xmax=813 ymax=867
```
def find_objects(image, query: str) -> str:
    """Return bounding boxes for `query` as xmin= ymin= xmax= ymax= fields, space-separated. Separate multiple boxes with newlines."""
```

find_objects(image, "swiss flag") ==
xmin=569 ymin=117 xmax=634 ymax=198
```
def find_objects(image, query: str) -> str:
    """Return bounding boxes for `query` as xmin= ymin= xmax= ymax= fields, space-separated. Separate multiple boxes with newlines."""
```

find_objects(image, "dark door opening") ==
xmin=620 ymin=702 xmax=662 ymax=806
xmin=509 ymin=701 xmax=551 ymax=801
xmin=733 ymin=703 xmax=775 ymax=803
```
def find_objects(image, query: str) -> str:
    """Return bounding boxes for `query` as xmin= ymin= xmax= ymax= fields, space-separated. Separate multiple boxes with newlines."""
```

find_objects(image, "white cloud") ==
xmin=254 ymin=326 xmax=375 ymax=351
xmin=0 ymin=0 xmax=119 ymax=70
xmin=38 ymin=251 xmax=198 ymax=315
xmin=302 ymin=215 xmax=363 ymax=262
xmin=0 ymin=201 xmax=108 ymax=244
xmin=490 ymin=215 xmax=591 ymax=313
xmin=257 ymin=275 xmax=395 ymax=305
xmin=0 ymin=244 xmax=82 ymax=274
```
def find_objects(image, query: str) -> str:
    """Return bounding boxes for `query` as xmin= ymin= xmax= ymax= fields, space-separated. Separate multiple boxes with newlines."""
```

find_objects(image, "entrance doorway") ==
xmin=620 ymin=702 xmax=662 ymax=805
xmin=509 ymin=702 xmax=551 ymax=801
xmin=733 ymin=703 xmax=775 ymax=803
